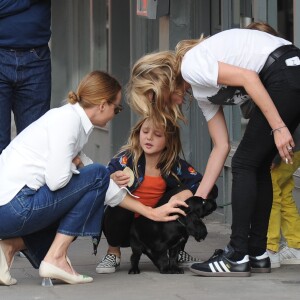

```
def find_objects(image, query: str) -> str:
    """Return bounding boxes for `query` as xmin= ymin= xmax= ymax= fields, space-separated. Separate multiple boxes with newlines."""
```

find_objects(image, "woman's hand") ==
xmin=148 ymin=200 xmax=188 ymax=222
xmin=273 ymin=126 xmax=295 ymax=164
xmin=119 ymin=195 xmax=187 ymax=222
xmin=110 ymin=171 xmax=130 ymax=187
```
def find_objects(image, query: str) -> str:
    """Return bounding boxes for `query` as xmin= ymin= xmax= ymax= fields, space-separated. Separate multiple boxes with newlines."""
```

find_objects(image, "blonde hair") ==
xmin=245 ymin=21 xmax=279 ymax=37
xmin=68 ymin=70 xmax=121 ymax=107
xmin=174 ymin=34 xmax=206 ymax=88
xmin=119 ymin=114 xmax=183 ymax=180
xmin=126 ymin=51 xmax=185 ymax=123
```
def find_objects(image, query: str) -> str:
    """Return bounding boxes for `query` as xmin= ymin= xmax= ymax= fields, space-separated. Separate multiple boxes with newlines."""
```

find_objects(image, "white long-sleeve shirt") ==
xmin=0 ymin=103 xmax=126 ymax=207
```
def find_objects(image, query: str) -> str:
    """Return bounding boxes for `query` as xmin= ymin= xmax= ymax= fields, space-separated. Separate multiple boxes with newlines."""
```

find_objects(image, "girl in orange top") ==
xmin=96 ymin=114 xmax=213 ymax=274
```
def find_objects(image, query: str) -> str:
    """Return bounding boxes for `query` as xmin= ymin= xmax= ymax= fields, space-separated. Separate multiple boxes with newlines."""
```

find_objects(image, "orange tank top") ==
xmin=133 ymin=175 xmax=167 ymax=214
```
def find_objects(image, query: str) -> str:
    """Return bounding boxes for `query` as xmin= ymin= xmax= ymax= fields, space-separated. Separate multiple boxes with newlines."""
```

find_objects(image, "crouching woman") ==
xmin=0 ymin=71 xmax=186 ymax=286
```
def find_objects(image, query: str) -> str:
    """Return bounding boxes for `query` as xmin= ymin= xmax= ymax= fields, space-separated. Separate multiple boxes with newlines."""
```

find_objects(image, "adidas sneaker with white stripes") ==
xmin=190 ymin=246 xmax=251 ymax=277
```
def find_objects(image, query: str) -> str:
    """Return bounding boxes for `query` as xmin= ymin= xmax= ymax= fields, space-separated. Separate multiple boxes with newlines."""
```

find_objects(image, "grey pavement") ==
xmin=5 ymin=213 xmax=300 ymax=300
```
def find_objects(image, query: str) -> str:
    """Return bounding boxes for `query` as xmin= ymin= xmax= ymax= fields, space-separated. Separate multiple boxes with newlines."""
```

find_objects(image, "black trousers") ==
xmin=230 ymin=47 xmax=300 ymax=255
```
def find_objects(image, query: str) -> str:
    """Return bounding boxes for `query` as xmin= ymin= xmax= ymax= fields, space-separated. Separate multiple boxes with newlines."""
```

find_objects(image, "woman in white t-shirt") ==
xmin=0 ymin=71 xmax=186 ymax=286
xmin=171 ymin=27 xmax=300 ymax=277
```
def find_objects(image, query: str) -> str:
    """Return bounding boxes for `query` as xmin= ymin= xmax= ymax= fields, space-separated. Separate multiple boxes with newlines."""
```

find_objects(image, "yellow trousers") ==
xmin=267 ymin=151 xmax=300 ymax=252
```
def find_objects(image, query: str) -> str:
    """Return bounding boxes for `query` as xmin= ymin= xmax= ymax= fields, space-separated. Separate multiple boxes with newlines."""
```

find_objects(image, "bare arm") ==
xmin=217 ymin=62 xmax=294 ymax=162
xmin=119 ymin=194 xmax=188 ymax=222
xmin=195 ymin=108 xmax=230 ymax=198
xmin=169 ymin=189 xmax=193 ymax=203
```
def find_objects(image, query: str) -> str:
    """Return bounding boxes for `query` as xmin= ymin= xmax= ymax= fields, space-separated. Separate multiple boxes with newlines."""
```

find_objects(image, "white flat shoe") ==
xmin=39 ymin=258 xmax=93 ymax=285
xmin=0 ymin=241 xmax=17 ymax=286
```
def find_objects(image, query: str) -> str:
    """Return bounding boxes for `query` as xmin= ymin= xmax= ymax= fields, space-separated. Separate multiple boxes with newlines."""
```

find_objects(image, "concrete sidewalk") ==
xmin=4 ymin=215 xmax=300 ymax=300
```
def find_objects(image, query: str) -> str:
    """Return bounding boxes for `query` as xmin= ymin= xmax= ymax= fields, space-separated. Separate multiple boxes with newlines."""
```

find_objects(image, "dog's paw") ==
xmin=160 ymin=267 xmax=184 ymax=274
xmin=128 ymin=268 xmax=140 ymax=274
xmin=172 ymin=267 xmax=184 ymax=274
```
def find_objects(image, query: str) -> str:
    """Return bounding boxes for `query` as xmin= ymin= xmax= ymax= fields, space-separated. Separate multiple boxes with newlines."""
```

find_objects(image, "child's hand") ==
xmin=111 ymin=171 xmax=130 ymax=187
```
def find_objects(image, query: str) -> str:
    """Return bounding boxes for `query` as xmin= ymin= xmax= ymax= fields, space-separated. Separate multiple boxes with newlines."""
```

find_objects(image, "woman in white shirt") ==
xmin=0 ymin=71 xmax=186 ymax=286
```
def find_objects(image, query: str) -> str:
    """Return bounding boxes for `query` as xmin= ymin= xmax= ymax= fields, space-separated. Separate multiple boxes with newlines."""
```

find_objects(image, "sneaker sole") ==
xmin=96 ymin=265 xmax=119 ymax=274
xmin=281 ymin=259 xmax=300 ymax=265
xmin=251 ymin=267 xmax=271 ymax=273
xmin=190 ymin=268 xmax=251 ymax=277
xmin=270 ymin=262 xmax=281 ymax=268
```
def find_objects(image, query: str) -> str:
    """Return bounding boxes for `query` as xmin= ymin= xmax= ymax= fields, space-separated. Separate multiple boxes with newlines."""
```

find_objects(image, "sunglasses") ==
xmin=110 ymin=102 xmax=123 ymax=115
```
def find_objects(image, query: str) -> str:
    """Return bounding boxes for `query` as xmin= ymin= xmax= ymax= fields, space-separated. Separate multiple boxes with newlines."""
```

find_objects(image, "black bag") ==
xmin=240 ymin=99 xmax=256 ymax=119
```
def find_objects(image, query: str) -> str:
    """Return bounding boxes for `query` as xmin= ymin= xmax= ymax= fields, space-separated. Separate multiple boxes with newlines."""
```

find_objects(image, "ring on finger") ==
xmin=287 ymin=145 xmax=293 ymax=152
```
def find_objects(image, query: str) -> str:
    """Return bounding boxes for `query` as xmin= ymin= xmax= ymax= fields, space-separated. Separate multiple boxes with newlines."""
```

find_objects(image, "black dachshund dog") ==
xmin=128 ymin=193 xmax=217 ymax=274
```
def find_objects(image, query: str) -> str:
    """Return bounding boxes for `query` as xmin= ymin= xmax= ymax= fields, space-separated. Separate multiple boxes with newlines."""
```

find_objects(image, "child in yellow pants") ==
xmin=267 ymin=150 xmax=300 ymax=268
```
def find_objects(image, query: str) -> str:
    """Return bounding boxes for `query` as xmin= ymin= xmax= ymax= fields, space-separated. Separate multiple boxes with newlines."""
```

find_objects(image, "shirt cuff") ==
xmin=104 ymin=179 xmax=139 ymax=207
xmin=79 ymin=151 xmax=93 ymax=166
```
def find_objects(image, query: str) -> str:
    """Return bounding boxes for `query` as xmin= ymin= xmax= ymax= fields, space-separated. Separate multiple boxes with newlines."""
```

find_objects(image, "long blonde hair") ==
xmin=174 ymin=35 xmax=206 ymax=89
xmin=126 ymin=51 xmax=185 ymax=123
xmin=68 ymin=70 xmax=121 ymax=107
xmin=119 ymin=114 xmax=183 ymax=179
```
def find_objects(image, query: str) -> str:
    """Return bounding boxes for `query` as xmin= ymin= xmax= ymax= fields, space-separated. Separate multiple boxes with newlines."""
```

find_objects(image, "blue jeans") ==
xmin=0 ymin=163 xmax=110 ymax=268
xmin=0 ymin=45 xmax=51 ymax=154
xmin=230 ymin=47 xmax=300 ymax=256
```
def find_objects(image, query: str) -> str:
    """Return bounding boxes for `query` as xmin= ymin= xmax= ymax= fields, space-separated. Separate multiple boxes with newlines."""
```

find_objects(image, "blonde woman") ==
xmin=128 ymin=26 xmax=300 ymax=277
xmin=96 ymin=114 xmax=216 ymax=273
xmin=171 ymin=27 xmax=300 ymax=277
xmin=0 ymin=71 xmax=186 ymax=286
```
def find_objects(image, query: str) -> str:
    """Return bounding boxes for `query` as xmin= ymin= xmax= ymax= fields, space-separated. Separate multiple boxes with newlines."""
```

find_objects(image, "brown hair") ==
xmin=245 ymin=21 xmax=279 ymax=37
xmin=119 ymin=114 xmax=183 ymax=178
xmin=68 ymin=70 xmax=121 ymax=108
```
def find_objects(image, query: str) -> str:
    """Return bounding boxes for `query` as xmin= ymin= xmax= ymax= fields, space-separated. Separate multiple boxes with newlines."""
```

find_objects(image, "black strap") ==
xmin=260 ymin=44 xmax=298 ymax=76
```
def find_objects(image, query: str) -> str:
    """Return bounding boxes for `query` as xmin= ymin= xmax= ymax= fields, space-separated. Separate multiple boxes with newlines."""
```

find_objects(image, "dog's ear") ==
xmin=186 ymin=196 xmax=217 ymax=217
xmin=183 ymin=196 xmax=205 ymax=217
xmin=202 ymin=198 xmax=217 ymax=217
xmin=181 ymin=196 xmax=203 ymax=215
xmin=207 ymin=185 xmax=218 ymax=200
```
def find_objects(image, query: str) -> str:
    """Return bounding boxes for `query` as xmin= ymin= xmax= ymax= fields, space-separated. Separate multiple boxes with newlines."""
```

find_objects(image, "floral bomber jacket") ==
xmin=107 ymin=151 xmax=206 ymax=195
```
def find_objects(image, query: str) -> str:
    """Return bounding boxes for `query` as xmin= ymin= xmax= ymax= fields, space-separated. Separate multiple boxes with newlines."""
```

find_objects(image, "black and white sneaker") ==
xmin=190 ymin=246 xmax=251 ymax=277
xmin=177 ymin=250 xmax=202 ymax=267
xmin=249 ymin=252 xmax=271 ymax=273
xmin=96 ymin=254 xmax=120 ymax=274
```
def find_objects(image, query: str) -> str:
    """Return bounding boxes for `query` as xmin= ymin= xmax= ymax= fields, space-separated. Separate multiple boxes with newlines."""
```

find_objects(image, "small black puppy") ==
xmin=128 ymin=196 xmax=217 ymax=274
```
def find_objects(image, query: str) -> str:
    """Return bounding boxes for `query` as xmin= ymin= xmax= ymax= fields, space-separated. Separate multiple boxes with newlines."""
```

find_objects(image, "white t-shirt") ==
xmin=0 ymin=103 xmax=124 ymax=207
xmin=181 ymin=28 xmax=292 ymax=121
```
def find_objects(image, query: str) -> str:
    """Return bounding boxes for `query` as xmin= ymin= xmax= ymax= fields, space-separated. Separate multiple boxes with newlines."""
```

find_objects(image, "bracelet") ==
xmin=270 ymin=125 xmax=287 ymax=135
